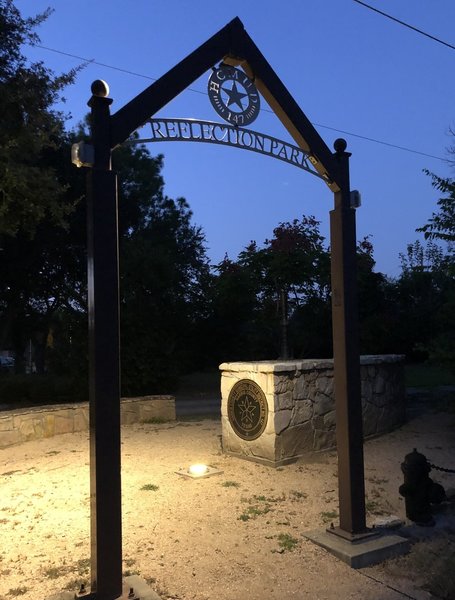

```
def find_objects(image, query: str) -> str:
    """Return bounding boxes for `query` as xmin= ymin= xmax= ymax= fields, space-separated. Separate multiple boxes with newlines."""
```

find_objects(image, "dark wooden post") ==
xmin=329 ymin=138 xmax=367 ymax=536
xmin=87 ymin=80 xmax=123 ymax=598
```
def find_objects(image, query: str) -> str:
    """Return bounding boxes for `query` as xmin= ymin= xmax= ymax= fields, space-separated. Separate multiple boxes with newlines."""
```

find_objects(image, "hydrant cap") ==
xmin=403 ymin=448 xmax=429 ymax=469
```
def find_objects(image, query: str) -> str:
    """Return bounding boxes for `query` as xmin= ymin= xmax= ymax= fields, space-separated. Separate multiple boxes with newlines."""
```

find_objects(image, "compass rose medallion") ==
xmin=227 ymin=379 xmax=268 ymax=440
xmin=208 ymin=65 xmax=260 ymax=126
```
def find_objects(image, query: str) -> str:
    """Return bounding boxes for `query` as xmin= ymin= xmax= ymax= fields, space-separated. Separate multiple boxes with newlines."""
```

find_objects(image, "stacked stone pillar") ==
xmin=220 ymin=356 xmax=405 ymax=467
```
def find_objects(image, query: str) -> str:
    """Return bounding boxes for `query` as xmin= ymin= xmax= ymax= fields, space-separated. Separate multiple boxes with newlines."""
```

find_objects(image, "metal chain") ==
xmin=429 ymin=462 xmax=455 ymax=474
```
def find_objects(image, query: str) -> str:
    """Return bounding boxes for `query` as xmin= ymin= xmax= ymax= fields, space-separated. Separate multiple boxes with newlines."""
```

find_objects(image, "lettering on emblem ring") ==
xmin=208 ymin=66 xmax=260 ymax=127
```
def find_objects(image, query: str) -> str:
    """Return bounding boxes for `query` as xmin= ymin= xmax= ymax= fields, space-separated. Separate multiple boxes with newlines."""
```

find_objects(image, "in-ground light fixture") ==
xmin=175 ymin=463 xmax=223 ymax=479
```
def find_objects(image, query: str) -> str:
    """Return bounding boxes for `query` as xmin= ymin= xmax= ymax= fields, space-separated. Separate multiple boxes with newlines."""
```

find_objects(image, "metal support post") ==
xmin=329 ymin=138 xmax=367 ymax=536
xmin=87 ymin=80 xmax=123 ymax=598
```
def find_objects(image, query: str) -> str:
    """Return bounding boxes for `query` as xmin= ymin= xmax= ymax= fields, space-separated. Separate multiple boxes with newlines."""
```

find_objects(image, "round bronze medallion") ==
xmin=227 ymin=379 xmax=268 ymax=441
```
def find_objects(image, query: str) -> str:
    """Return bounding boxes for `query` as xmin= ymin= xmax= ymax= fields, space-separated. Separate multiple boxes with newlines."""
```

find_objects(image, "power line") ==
xmin=35 ymin=44 xmax=208 ymax=95
xmin=33 ymin=43 xmax=447 ymax=162
xmin=309 ymin=124 xmax=446 ymax=162
xmin=353 ymin=0 xmax=455 ymax=51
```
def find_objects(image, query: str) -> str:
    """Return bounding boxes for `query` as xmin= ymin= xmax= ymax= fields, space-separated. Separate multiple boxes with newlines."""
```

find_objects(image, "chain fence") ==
xmin=429 ymin=461 xmax=455 ymax=474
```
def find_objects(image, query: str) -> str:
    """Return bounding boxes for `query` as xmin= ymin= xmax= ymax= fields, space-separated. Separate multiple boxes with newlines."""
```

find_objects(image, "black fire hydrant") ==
xmin=399 ymin=448 xmax=446 ymax=526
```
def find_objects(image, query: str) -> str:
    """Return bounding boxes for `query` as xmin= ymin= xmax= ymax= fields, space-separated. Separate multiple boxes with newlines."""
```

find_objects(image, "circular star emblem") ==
xmin=227 ymin=379 xmax=268 ymax=440
xmin=208 ymin=65 xmax=260 ymax=126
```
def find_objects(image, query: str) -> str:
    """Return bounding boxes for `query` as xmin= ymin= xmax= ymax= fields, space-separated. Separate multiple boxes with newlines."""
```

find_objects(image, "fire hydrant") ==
xmin=399 ymin=448 xmax=445 ymax=526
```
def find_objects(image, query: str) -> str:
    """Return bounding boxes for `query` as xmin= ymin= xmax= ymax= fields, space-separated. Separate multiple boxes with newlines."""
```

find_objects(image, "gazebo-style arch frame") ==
xmin=85 ymin=17 xmax=367 ymax=599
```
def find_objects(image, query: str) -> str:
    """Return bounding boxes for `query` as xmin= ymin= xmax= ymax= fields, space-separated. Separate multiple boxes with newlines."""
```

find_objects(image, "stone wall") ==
xmin=220 ymin=355 xmax=405 ymax=466
xmin=0 ymin=395 xmax=175 ymax=449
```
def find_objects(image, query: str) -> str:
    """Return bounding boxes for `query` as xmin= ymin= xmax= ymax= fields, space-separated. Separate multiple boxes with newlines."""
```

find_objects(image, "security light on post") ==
xmin=71 ymin=141 xmax=94 ymax=168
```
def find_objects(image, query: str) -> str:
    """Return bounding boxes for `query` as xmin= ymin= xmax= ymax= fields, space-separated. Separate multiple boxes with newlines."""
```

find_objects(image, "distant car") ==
xmin=0 ymin=356 xmax=15 ymax=371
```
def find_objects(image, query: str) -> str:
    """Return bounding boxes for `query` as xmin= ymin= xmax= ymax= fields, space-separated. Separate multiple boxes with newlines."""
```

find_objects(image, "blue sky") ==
xmin=19 ymin=0 xmax=455 ymax=276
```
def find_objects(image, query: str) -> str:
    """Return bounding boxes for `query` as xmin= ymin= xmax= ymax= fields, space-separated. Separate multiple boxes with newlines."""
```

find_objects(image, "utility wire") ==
xmin=34 ymin=44 xmax=209 ymax=94
xmin=353 ymin=0 xmax=455 ymax=51
xmin=33 ymin=43 xmax=447 ymax=162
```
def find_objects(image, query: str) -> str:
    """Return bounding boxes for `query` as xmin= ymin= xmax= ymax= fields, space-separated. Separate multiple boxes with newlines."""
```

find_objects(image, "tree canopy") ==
xmin=1 ymin=0 xmax=454 ymax=404
xmin=417 ymin=171 xmax=455 ymax=246
xmin=0 ymin=2 xmax=211 ymax=396
xmin=0 ymin=0 xmax=79 ymax=237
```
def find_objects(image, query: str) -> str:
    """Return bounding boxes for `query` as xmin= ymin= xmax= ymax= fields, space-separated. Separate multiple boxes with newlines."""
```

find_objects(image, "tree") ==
xmin=0 ymin=1 xmax=82 ymax=372
xmin=393 ymin=239 xmax=454 ymax=364
xmin=410 ymin=165 xmax=455 ymax=368
xmin=355 ymin=236 xmax=399 ymax=355
xmin=204 ymin=253 xmax=266 ymax=363
xmin=0 ymin=0 xmax=79 ymax=237
xmin=206 ymin=216 xmax=332 ymax=362
xmin=417 ymin=171 xmax=455 ymax=248
xmin=119 ymin=166 xmax=211 ymax=393
xmin=0 ymin=2 xmax=212 ymax=391
xmin=238 ymin=216 xmax=330 ymax=306
xmin=253 ymin=216 xmax=331 ymax=358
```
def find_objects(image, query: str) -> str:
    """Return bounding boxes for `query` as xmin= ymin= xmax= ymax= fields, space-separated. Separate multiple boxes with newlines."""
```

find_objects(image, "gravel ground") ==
xmin=0 ymin=403 xmax=454 ymax=600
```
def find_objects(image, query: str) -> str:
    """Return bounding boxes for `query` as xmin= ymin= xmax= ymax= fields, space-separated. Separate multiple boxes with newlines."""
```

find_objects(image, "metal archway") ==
xmin=84 ymin=17 xmax=366 ymax=598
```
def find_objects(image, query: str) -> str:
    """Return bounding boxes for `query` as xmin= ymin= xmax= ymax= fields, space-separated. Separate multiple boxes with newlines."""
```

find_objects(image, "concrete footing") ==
xmin=303 ymin=528 xmax=410 ymax=569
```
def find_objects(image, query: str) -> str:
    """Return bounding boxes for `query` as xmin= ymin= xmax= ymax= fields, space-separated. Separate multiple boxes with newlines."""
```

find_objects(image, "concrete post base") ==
xmin=303 ymin=528 xmax=410 ymax=568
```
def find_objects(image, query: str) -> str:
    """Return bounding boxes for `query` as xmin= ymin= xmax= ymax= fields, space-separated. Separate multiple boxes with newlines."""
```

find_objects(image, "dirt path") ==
xmin=0 ymin=405 xmax=454 ymax=600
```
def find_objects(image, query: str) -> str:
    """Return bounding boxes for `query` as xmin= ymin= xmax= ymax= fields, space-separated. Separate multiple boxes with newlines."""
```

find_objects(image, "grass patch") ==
xmin=76 ymin=558 xmax=90 ymax=575
xmin=320 ymin=510 xmax=338 ymax=524
xmin=63 ymin=578 xmax=87 ymax=592
xmin=141 ymin=417 xmax=169 ymax=424
xmin=367 ymin=475 xmax=389 ymax=485
xmin=124 ymin=558 xmax=136 ymax=567
xmin=405 ymin=363 xmax=455 ymax=388
xmin=221 ymin=480 xmax=240 ymax=488
xmin=365 ymin=499 xmax=387 ymax=516
xmin=123 ymin=569 xmax=140 ymax=577
xmin=140 ymin=483 xmax=159 ymax=491
xmin=239 ymin=504 xmax=271 ymax=521
xmin=43 ymin=565 xmax=69 ymax=579
xmin=277 ymin=533 xmax=299 ymax=552
xmin=8 ymin=588 xmax=28 ymax=596
xmin=276 ymin=519 xmax=291 ymax=526
xmin=42 ymin=558 xmax=90 ymax=581
xmin=290 ymin=489 xmax=307 ymax=500
xmin=253 ymin=493 xmax=285 ymax=503
xmin=238 ymin=493 xmax=285 ymax=520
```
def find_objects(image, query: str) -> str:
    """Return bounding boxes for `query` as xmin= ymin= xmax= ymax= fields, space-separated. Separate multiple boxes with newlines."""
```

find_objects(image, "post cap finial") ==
xmin=91 ymin=79 xmax=110 ymax=97
xmin=334 ymin=138 xmax=347 ymax=154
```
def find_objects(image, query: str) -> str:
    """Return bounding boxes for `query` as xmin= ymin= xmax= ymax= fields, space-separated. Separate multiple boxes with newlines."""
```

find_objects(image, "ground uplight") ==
xmin=175 ymin=463 xmax=223 ymax=479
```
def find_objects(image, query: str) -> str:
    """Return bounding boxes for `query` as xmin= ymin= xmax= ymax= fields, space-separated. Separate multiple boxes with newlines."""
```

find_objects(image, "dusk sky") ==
xmin=20 ymin=0 xmax=455 ymax=276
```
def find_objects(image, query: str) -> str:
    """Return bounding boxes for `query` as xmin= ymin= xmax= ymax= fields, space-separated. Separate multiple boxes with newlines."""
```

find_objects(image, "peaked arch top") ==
xmin=110 ymin=17 xmax=341 ymax=191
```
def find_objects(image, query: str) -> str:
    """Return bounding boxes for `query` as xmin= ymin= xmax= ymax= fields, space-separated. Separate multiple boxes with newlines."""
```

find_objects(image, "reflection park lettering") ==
xmin=141 ymin=118 xmax=329 ymax=181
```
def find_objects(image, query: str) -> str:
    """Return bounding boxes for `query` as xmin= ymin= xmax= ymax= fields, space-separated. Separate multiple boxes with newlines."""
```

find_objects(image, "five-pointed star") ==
xmin=222 ymin=81 xmax=247 ymax=110
xmin=238 ymin=396 xmax=256 ymax=424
